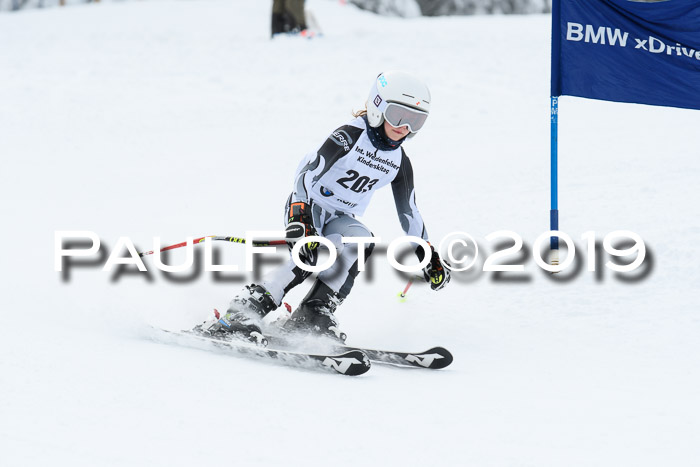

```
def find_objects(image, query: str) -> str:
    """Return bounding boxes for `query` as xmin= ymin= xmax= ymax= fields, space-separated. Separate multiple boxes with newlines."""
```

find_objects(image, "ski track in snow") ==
xmin=1 ymin=1 xmax=699 ymax=465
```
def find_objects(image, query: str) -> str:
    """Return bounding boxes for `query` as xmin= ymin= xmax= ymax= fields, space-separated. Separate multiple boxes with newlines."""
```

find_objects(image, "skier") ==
xmin=271 ymin=0 xmax=307 ymax=37
xmin=204 ymin=71 xmax=450 ymax=342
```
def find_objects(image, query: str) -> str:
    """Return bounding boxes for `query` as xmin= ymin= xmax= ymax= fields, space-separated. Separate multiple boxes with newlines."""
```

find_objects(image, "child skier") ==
xmin=204 ymin=71 xmax=450 ymax=342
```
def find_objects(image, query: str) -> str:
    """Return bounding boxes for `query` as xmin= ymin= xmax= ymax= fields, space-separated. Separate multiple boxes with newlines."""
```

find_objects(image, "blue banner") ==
xmin=551 ymin=0 xmax=700 ymax=110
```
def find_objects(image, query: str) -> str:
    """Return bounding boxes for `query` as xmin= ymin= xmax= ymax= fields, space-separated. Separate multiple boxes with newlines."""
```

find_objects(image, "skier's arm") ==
xmin=290 ymin=125 xmax=361 ymax=204
xmin=290 ymin=153 xmax=324 ymax=205
xmin=392 ymin=151 xmax=450 ymax=291
xmin=391 ymin=149 xmax=429 ymax=241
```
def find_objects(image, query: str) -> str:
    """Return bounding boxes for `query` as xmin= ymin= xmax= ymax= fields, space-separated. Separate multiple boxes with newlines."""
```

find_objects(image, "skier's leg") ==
xmin=260 ymin=257 xmax=314 ymax=304
xmin=201 ymin=256 xmax=314 ymax=337
xmin=285 ymin=279 xmax=346 ymax=341
xmin=262 ymin=197 xmax=331 ymax=302
xmin=316 ymin=215 xmax=375 ymax=298
xmin=285 ymin=215 xmax=374 ymax=340
xmin=285 ymin=0 xmax=307 ymax=31
xmin=209 ymin=200 xmax=330 ymax=335
xmin=271 ymin=0 xmax=286 ymax=37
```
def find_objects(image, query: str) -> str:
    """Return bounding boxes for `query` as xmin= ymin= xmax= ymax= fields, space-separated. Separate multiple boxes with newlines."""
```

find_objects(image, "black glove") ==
xmin=417 ymin=244 xmax=450 ymax=291
xmin=286 ymin=201 xmax=319 ymax=264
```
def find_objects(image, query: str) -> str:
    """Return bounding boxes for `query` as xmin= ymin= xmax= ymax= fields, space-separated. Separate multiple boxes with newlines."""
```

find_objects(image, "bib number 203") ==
xmin=337 ymin=170 xmax=379 ymax=193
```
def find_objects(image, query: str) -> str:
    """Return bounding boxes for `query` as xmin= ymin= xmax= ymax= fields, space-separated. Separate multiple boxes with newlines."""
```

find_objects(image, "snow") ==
xmin=1 ymin=1 xmax=699 ymax=465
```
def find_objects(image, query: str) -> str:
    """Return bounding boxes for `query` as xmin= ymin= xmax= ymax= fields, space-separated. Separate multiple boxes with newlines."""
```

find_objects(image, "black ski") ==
xmin=151 ymin=328 xmax=370 ymax=376
xmin=272 ymin=304 xmax=453 ymax=369
xmin=334 ymin=345 xmax=453 ymax=369
xmin=265 ymin=329 xmax=453 ymax=369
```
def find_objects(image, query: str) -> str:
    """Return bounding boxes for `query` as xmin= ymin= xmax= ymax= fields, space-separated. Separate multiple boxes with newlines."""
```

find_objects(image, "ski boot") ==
xmin=198 ymin=284 xmax=277 ymax=346
xmin=284 ymin=281 xmax=347 ymax=343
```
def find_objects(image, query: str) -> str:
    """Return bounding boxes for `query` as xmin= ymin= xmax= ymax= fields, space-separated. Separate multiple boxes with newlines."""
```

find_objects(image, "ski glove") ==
xmin=418 ymin=244 xmax=450 ymax=291
xmin=286 ymin=201 xmax=319 ymax=264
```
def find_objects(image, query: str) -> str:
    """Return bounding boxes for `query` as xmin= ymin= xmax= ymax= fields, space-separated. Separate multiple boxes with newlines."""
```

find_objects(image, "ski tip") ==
xmin=322 ymin=350 xmax=371 ymax=376
xmin=419 ymin=347 xmax=454 ymax=369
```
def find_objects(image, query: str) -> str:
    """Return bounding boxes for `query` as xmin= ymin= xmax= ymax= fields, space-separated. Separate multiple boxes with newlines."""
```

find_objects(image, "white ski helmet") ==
xmin=366 ymin=71 xmax=431 ymax=134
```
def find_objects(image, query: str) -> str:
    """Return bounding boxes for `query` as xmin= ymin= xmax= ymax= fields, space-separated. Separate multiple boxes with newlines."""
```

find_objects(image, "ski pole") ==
xmin=138 ymin=236 xmax=287 ymax=257
xmin=399 ymin=278 xmax=414 ymax=298
xmin=397 ymin=273 xmax=431 ymax=301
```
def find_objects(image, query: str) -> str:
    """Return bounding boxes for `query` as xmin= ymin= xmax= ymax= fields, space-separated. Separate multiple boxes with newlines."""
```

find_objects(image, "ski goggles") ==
xmin=383 ymin=102 xmax=429 ymax=133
